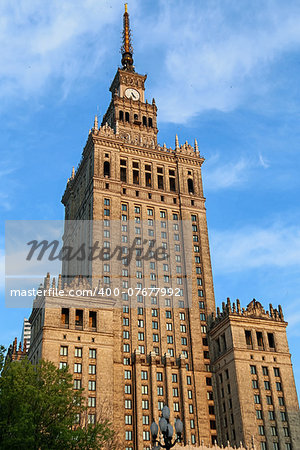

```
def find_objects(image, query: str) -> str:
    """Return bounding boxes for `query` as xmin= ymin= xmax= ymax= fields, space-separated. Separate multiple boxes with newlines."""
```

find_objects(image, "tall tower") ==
xmin=209 ymin=299 xmax=300 ymax=449
xmin=29 ymin=6 xmax=218 ymax=448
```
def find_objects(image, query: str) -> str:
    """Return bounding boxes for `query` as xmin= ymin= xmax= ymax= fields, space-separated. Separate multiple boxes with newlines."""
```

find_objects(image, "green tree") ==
xmin=0 ymin=346 xmax=5 ymax=373
xmin=0 ymin=358 xmax=116 ymax=450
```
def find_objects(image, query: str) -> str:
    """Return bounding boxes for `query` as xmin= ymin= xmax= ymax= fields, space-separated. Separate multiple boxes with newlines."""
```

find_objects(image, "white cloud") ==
xmin=258 ymin=153 xmax=270 ymax=169
xmin=146 ymin=0 xmax=300 ymax=122
xmin=0 ymin=0 xmax=122 ymax=100
xmin=203 ymin=154 xmax=249 ymax=190
xmin=210 ymin=222 xmax=300 ymax=273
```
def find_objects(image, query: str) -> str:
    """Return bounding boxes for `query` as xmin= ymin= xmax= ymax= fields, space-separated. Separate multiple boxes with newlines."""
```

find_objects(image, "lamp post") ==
xmin=150 ymin=405 xmax=183 ymax=450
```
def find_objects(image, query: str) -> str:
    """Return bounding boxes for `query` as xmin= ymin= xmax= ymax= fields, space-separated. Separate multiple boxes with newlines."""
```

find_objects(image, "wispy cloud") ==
xmin=0 ymin=0 xmax=121 ymax=101
xmin=211 ymin=222 xmax=300 ymax=273
xmin=203 ymin=154 xmax=249 ymax=190
xmin=258 ymin=153 xmax=270 ymax=169
xmin=146 ymin=0 xmax=300 ymax=122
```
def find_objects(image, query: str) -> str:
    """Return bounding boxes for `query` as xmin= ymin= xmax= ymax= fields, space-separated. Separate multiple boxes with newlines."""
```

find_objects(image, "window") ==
xmin=74 ymin=363 xmax=82 ymax=373
xmin=269 ymin=410 xmax=275 ymax=420
xmin=166 ymin=323 xmax=172 ymax=331
xmin=252 ymin=380 xmax=259 ymax=389
xmin=274 ymin=367 xmax=280 ymax=377
xmin=181 ymin=337 xmax=187 ymax=345
xmin=264 ymin=381 xmax=271 ymax=390
xmin=266 ymin=395 xmax=273 ymax=405
xmin=123 ymin=344 xmax=130 ymax=353
xmin=88 ymin=414 xmax=95 ymax=424
xmin=256 ymin=409 xmax=263 ymax=419
xmin=124 ymin=370 xmax=131 ymax=379
xmin=200 ymin=313 xmax=206 ymax=321
xmin=250 ymin=365 xmax=257 ymax=375
xmin=187 ymin=376 xmax=192 ymax=385
xmin=141 ymin=371 xmax=148 ymax=380
xmin=270 ymin=426 xmax=277 ymax=436
xmin=254 ymin=395 xmax=261 ymax=404
xmin=141 ymin=385 xmax=148 ymax=395
xmin=257 ymin=331 xmax=264 ymax=349
xmin=125 ymin=415 xmax=132 ymax=425
xmin=276 ymin=382 xmax=282 ymax=391
xmin=125 ymin=385 xmax=131 ymax=394
xmin=283 ymin=427 xmax=289 ymax=437
xmin=278 ymin=396 xmax=285 ymax=406
xmin=157 ymin=386 xmax=163 ymax=396
xmin=125 ymin=430 xmax=132 ymax=440
xmin=167 ymin=335 xmax=173 ymax=344
xmin=74 ymin=379 xmax=81 ymax=390
xmin=258 ymin=425 xmax=265 ymax=435
xmin=60 ymin=346 xmax=68 ymax=356
xmin=262 ymin=366 xmax=269 ymax=376
xmin=173 ymin=402 xmax=179 ymax=412
xmin=180 ymin=324 xmax=186 ymax=332
xmin=88 ymin=397 xmax=96 ymax=407
xmin=75 ymin=347 xmax=82 ymax=358
xmin=88 ymin=380 xmax=96 ymax=391
xmin=280 ymin=411 xmax=287 ymax=421
xmin=142 ymin=400 xmax=149 ymax=409
xmin=59 ymin=361 xmax=67 ymax=369
xmin=173 ymin=388 xmax=179 ymax=397
xmin=104 ymin=161 xmax=110 ymax=177
xmin=143 ymin=431 xmax=150 ymax=441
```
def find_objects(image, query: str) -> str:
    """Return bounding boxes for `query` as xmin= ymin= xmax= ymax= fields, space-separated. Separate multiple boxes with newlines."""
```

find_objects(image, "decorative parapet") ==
xmin=209 ymin=298 xmax=285 ymax=330
xmin=6 ymin=337 xmax=28 ymax=362
xmin=174 ymin=441 xmax=252 ymax=450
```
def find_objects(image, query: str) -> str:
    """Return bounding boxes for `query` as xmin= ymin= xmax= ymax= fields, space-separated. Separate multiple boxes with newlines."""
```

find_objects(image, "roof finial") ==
xmin=121 ymin=4 xmax=134 ymax=72
xmin=175 ymin=134 xmax=179 ymax=150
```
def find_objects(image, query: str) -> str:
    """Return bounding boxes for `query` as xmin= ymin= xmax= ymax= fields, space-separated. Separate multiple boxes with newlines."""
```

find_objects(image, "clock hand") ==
xmin=132 ymin=92 xmax=136 ymax=99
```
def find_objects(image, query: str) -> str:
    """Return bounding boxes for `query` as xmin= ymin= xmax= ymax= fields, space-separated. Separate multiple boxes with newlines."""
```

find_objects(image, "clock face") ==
xmin=125 ymin=88 xmax=140 ymax=101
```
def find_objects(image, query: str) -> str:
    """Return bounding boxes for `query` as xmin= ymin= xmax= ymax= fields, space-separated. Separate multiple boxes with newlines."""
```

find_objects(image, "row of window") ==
xmin=118 ymin=111 xmax=153 ymax=128
xmin=250 ymin=365 xmax=281 ymax=377
xmin=256 ymin=409 xmax=287 ymax=422
xmin=245 ymin=330 xmax=276 ymax=350
xmin=252 ymin=379 xmax=282 ymax=391
xmin=260 ymin=444 xmax=292 ymax=450
xmin=254 ymin=394 xmax=285 ymax=406
xmin=60 ymin=346 xmax=96 ymax=358
xmin=74 ymin=379 xmax=96 ymax=391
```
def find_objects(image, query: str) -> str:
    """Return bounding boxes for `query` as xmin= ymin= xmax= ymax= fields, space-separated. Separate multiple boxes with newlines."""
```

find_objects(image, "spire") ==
xmin=175 ymin=134 xmax=179 ymax=150
xmin=121 ymin=4 xmax=134 ymax=72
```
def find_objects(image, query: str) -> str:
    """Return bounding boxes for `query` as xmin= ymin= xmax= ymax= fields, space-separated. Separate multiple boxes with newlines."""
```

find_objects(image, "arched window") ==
xmin=142 ymin=116 xmax=147 ymax=126
xmin=104 ymin=161 xmax=110 ymax=178
xmin=134 ymin=114 xmax=138 ymax=122
xmin=125 ymin=112 xmax=130 ymax=122
xmin=119 ymin=110 xmax=124 ymax=121
xmin=188 ymin=178 xmax=194 ymax=194
xmin=148 ymin=117 xmax=153 ymax=128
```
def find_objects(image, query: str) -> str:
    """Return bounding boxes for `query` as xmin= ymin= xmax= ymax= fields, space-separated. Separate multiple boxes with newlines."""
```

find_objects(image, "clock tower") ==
xmin=102 ymin=4 xmax=158 ymax=149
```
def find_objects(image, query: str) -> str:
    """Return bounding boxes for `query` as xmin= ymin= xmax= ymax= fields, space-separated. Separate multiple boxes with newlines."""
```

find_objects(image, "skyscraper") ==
xmin=28 ymin=6 xmax=299 ymax=450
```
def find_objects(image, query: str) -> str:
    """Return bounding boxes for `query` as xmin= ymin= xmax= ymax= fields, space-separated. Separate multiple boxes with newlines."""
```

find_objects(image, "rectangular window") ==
xmin=61 ymin=308 xmax=69 ymax=327
xmin=124 ymin=370 xmax=131 ymax=379
xmin=250 ymin=365 xmax=257 ymax=375
xmin=74 ymin=363 xmax=82 ymax=373
xmin=125 ymin=415 xmax=132 ymax=425
xmin=75 ymin=309 xmax=83 ymax=328
xmin=60 ymin=346 xmax=68 ymax=356
xmin=245 ymin=330 xmax=253 ymax=347
xmin=256 ymin=331 xmax=264 ymax=349
xmin=88 ymin=397 xmax=96 ymax=408
xmin=142 ymin=400 xmax=149 ymax=409
xmin=262 ymin=366 xmax=268 ymax=376
xmin=256 ymin=409 xmax=263 ymax=419
xmin=157 ymin=386 xmax=163 ymax=396
xmin=254 ymin=395 xmax=261 ymax=404
xmin=88 ymin=380 xmax=96 ymax=391
xmin=125 ymin=430 xmax=132 ymax=440
xmin=74 ymin=379 xmax=81 ymax=390
xmin=141 ymin=371 xmax=148 ymax=380
xmin=143 ymin=415 xmax=149 ymax=425
xmin=75 ymin=347 xmax=82 ymax=358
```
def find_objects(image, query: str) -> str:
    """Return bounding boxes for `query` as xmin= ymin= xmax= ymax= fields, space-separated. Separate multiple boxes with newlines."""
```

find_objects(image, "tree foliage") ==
xmin=0 ymin=358 xmax=115 ymax=449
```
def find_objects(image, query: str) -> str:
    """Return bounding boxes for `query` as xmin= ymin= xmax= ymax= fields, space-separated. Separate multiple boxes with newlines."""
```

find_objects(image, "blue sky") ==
xmin=1 ymin=0 xmax=300 ymax=394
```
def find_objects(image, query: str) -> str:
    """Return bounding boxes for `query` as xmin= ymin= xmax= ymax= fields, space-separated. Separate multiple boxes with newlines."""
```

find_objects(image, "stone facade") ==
xmin=27 ymin=6 xmax=300 ymax=450
xmin=209 ymin=299 xmax=300 ymax=449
